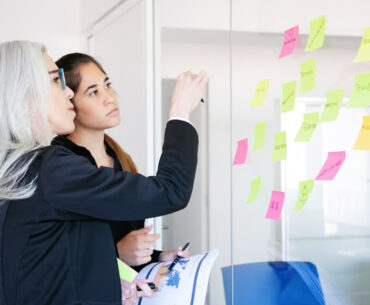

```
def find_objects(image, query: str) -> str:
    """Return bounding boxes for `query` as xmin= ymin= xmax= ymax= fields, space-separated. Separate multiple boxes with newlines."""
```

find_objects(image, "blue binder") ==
xmin=222 ymin=261 xmax=325 ymax=305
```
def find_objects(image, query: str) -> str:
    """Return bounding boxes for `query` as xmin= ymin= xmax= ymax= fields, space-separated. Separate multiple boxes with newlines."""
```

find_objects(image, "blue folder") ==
xmin=222 ymin=261 xmax=325 ymax=305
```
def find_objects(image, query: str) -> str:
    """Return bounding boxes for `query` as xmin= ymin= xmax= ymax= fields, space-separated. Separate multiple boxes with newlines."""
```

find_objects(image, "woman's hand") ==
xmin=121 ymin=279 xmax=154 ymax=305
xmin=169 ymin=70 xmax=209 ymax=121
xmin=117 ymin=225 xmax=160 ymax=266
xmin=158 ymin=247 xmax=191 ymax=262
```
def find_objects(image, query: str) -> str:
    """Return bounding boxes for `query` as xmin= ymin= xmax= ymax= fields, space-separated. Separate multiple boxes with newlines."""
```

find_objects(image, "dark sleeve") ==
xmin=40 ymin=120 xmax=198 ymax=221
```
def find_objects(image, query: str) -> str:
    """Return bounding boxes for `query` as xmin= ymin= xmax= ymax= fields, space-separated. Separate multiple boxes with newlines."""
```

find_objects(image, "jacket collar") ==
xmin=51 ymin=135 xmax=118 ymax=168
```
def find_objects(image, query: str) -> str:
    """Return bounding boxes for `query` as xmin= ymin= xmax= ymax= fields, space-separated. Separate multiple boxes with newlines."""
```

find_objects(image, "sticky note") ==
xmin=272 ymin=131 xmax=287 ymax=162
xmin=305 ymin=16 xmax=326 ymax=51
xmin=316 ymin=151 xmax=346 ymax=181
xmin=294 ymin=180 xmax=315 ymax=211
xmin=353 ymin=116 xmax=370 ymax=150
xmin=266 ymin=191 xmax=285 ymax=221
xmin=346 ymin=72 xmax=370 ymax=108
xmin=319 ymin=89 xmax=344 ymax=122
xmin=253 ymin=121 xmax=266 ymax=151
xmin=233 ymin=138 xmax=248 ymax=165
xmin=281 ymin=81 xmax=296 ymax=113
xmin=354 ymin=27 xmax=370 ymax=63
xmin=300 ymin=58 xmax=316 ymax=93
xmin=279 ymin=25 xmax=299 ymax=58
xmin=250 ymin=80 xmax=269 ymax=107
xmin=294 ymin=112 xmax=319 ymax=142
xmin=246 ymin=176 xmax=262 ymax=204
xmin=117 ymin=258 xmax=138 ymax=282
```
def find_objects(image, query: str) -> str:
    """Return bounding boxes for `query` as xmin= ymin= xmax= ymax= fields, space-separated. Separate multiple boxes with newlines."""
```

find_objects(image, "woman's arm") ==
xmin=40 ymin=120 xmax=198 ymax=221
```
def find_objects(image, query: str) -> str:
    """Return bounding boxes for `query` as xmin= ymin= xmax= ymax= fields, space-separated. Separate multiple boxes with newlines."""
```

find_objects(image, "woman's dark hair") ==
xmin=56 ymin=53 xmax=106 ymax=93
xmin=56 ymin=53 xmax=138 ymax=174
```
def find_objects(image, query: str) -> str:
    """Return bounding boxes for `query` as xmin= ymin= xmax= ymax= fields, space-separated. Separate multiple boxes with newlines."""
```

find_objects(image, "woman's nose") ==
xmin=65 ymin=86 xmax=74 ymax=100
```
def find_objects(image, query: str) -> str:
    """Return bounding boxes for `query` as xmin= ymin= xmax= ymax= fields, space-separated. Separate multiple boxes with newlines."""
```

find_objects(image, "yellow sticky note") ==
xmin=281 ymin=81 xmax=296 ymax=113
xmin=294 ymin=112 xmax=319 ymax=142
xmin=250 ymin=80 xmax=269 ymax=107
xmin=246 ymin=176 xmax=262 ymax=204
xmin=346 ymin=72 xmax=370 ymax=108
xmin=253 ymin=121 xmax=266 ymax=151
xmin=320 ymin=89 xmax=344 ymax=122
xmin=305 ymin=16 xmax=326 ymax=51
xmin=354 ymin=27 xmax=370 ymax=63
xmin=272 ymin=131 xmax=287 ymax=162
xmin=117 ymin=258 xmax=138 ymax=282
xmin=353 ymin=116 xmax=370 ymax=150
xmin=294 ymin=180 xmax=315 ymax=211
xmin=300 ymin=58 xmax=316 ymax=93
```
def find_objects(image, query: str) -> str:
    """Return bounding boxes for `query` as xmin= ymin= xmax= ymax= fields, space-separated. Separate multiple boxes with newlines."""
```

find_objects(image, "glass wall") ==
xmin=157 ymin=1 xmax=370 ymax=304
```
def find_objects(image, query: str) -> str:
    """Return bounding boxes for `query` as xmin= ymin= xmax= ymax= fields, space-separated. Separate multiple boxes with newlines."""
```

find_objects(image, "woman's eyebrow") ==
xmin=84 ymin=84 xmax=98 ymax=94
xmin=48 ymin=69 xmax=59 ymax=75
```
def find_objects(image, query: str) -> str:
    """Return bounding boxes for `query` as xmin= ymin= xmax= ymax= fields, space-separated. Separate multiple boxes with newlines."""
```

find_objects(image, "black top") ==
xmin=50 ymin=133 xmax=162 ymax=268
xmin=2 ymin=120 xmax=198 ymax=305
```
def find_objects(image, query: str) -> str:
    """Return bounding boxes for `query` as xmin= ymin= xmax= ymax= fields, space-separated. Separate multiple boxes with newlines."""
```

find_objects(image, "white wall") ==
xmin=160 ymin=0 xmax=369 ymax=36
xmin=0 ymin=0 xmax=84 ymax=59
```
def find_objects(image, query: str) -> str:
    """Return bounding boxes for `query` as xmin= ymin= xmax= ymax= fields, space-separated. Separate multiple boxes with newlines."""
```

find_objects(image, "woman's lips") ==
xmin=107 ymin=108 xmax=119 ymax=116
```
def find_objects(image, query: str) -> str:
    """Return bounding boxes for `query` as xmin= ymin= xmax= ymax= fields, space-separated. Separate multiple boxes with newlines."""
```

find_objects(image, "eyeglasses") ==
xmin=48 ymin=68 xmax=66 ymax=90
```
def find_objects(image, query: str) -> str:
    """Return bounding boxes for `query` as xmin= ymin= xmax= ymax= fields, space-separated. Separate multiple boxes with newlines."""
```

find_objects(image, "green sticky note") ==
xmin=294 ymin=112 xmax=319 ymax=142
xmin=272 ymin=131 xmax=287 ymax=162
xmin=294 ymin=180 xmax=315 ymax=211
xmin=346 ymin=72 xmax=370 ymax=108
xmin=250 ymin=80 xmax=269 ymax=107
xmin=320 ymin=89 xmax=344 ymax=122
xmin=354 ymin=27 xmax=370 ymax=63
xmin=253 ymin=121 xmax=266 ymax=151
xmin=281 ymin=81 xmax=296 ymax=113
xmin=305 ymin=15 xmax=326 ymax=51
xmin=246 ymin=176 xmax=262 ymax=204
xmin=300 ymin=58 xmax=316 ymax=93
xmin=117 ymin=258 xmax=138 ymax=282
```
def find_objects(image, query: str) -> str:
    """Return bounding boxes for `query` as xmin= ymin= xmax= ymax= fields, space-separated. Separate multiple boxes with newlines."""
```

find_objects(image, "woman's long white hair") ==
xmin=0 ymin=41 xmax=51 ymax=200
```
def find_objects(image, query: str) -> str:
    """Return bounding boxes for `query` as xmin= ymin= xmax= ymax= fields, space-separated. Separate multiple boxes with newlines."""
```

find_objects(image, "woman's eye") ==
xmin=105 ymin=82 xmax=112 ymax=89
xmin=53 ymin=77 xmax=61 ymax=84
xmin=89 ymin=90 xmax=98 ymax=97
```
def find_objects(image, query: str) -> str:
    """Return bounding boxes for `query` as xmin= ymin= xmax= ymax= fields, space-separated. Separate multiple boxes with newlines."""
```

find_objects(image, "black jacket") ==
xmin=50 ymin=132 xmax=162 ymax=268
xmin=2 ymin=120 xmax=198 ymax=305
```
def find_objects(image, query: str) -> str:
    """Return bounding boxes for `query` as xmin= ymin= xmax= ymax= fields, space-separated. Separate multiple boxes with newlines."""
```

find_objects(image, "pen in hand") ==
xmin=168 ymin=242 xmax=190 ymax=272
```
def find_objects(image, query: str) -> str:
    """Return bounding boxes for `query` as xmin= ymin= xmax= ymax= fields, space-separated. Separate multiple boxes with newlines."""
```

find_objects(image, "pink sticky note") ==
xmin=233 ymin=138 xmax=248 ymax=165
xmin=315 ymin=151 xmax=346 ymax=181
xmin=279 ymin=25 xmax=299 ymax=58
xmin=266 ymin=191 xmax=285 ymax=221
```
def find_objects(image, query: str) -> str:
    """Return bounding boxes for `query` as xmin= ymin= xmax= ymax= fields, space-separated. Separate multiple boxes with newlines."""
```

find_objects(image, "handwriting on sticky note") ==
xmin=320 ymin=89 xmax=344 ymax=122
xmin=281 ymin=81 xmax=296 ymax=113
xmin=233 ymin=138 xmax=248 ymax=165
xmin=353 ymin=116 xmax=370 ymax=150
xmin=272 ymin=131 xmax=287 ymax=162
xmin=294 ymin=180 xmax=315 ymax=211
xmin=266 ymin=191 xmax=285 ymax=220
xmin=346 ymin=72 xmax=370 ymax=108
xmin=279 ymin=25 xmax=299 ymax=58
xmin=300 ymin=58 xmax=316 ymax=93
xmin=246 ymin=176 xmax=262 ymax=204
xmin=354 ymin=27 xmax=370 ymax=63
xmin=316 ymin=151 xmax=345 ymax=181
xmin=305 ymin=16 xmax=326 ymax=51
xmin=250 ymin=80 xmax=269 ymax=107
xmin=294 ymin=112 xmax=319 ymax=142
xmin=253 ymin=121 xmax=266 ymax=151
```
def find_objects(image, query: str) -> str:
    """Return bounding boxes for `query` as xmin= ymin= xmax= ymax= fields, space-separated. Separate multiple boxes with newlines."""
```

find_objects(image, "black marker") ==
xmin=137 ymin=282 xmax=156 ymax=291
xmin=168 ymin=242 xmax=190 ymax=272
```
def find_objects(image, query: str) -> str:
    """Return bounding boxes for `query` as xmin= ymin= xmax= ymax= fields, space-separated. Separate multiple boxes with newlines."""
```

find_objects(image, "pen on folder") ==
xmin=168 ymin=242 xmax=190 ymax=272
